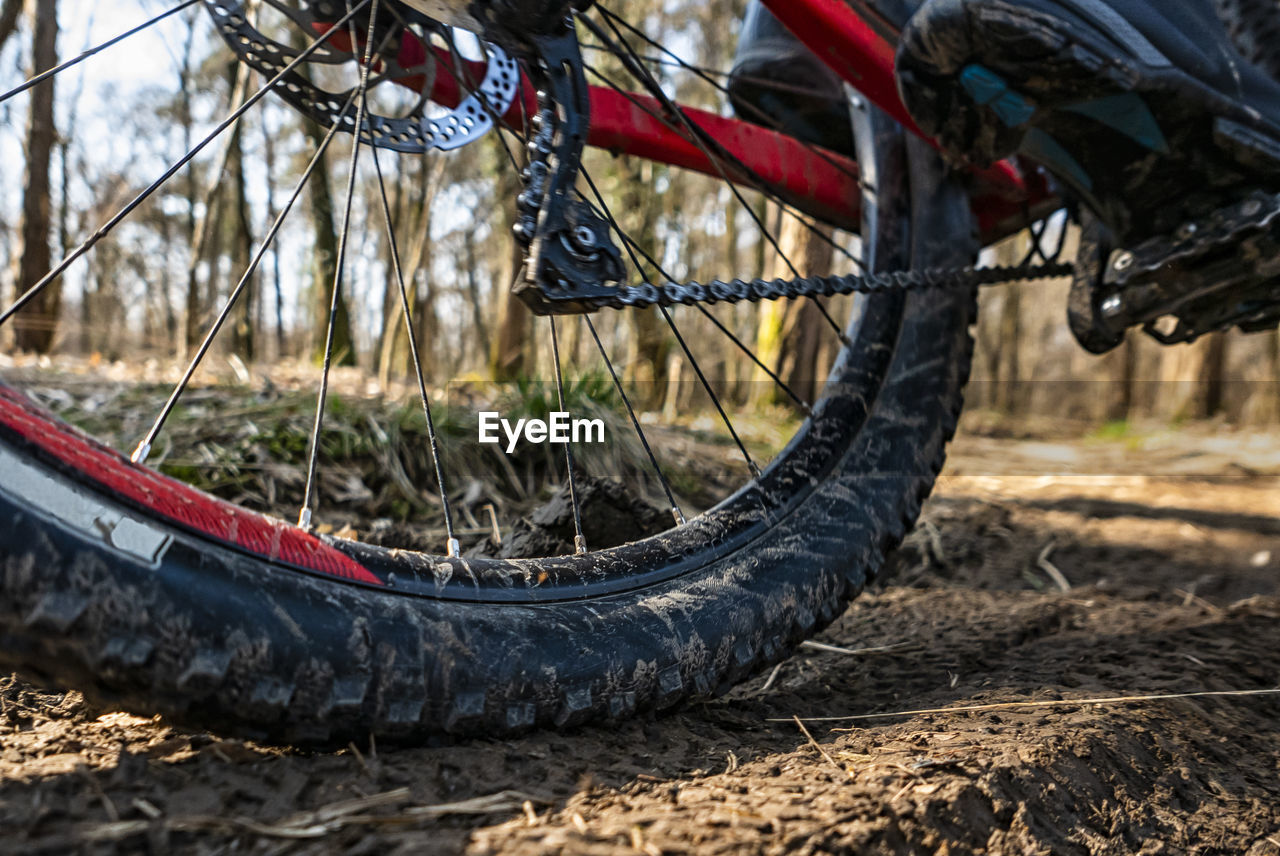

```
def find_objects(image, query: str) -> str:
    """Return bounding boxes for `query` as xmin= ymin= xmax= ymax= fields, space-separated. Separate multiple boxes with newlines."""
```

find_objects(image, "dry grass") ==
xmin=4 ymin=360 xmax=795 ymax=550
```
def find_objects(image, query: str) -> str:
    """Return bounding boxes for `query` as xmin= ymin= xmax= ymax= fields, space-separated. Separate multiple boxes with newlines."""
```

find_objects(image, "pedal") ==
xmin=1070 ymin=190 xmax=1280 ymax=349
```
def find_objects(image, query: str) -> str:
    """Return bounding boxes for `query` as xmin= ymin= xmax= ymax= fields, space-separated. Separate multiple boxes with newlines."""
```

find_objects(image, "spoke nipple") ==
xmin=748 ymin=462 xmax=763 ymax=481
xmin=671 ymin=507 xmax=687 ymax=527
xmin=298 ymin=508 xmax=313 ymax=530
xmin=574 ymin=535 xmax=589 ymax=555
xmin=130 ymin=442 xmax=152 ymax=465
xmin=446 ymin=538 xmax=462 ymax=559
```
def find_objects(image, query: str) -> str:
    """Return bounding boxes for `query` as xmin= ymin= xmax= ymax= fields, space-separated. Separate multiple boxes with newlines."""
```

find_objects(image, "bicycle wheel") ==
xmin=0 ymin=1 xmax=976 ymax=740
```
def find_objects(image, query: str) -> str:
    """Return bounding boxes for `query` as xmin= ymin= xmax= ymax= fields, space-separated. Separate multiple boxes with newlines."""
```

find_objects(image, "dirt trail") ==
xmin=1 ymin=429 xmax=1279 ymax=855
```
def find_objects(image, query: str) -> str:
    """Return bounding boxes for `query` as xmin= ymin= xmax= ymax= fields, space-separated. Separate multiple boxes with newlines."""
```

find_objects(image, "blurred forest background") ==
xmin=0 ymin=0 xmax=1276 ymax=433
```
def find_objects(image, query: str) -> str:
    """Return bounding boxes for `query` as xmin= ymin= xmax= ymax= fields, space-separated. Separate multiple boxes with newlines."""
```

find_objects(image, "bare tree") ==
xmin=304 ymin=117 xmax=356 ymax=367
xmin=226 ymin=68 xmax=255 ymax=363
xmin=0 ymin=0 xmax=21 ymax=55
xmin=490 ymin=162 xmax=532 ymax=382
xmin=12 ymin=0 xmax=58 ymax=353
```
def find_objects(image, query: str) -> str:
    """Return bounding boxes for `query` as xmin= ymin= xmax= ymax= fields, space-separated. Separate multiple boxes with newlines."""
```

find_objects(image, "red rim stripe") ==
xmin=0 ymin=386 xmax=381 ymax=586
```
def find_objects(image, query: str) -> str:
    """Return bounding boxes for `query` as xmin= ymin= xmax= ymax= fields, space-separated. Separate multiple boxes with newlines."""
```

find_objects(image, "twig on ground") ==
xmin=756 ymin=662 xmax=785 ymax=695
xmin=483 ymin=503 xmax=503 ymax=544
xmin=55 ymin=788 xmax=547 ymax=849
xmin=776 ymin=687 xmax=1280 ymax=724
xmin=131 ymin=799 xmax=162 ymax=820
xmin=801 ymin=640 xmax=914 ymax=657
xmin=295 ymin=787 xmax=412 ymax=825
xmin=921 ymin=519 xmax=947 ymax=566
xmin=1036 ymin=541 xmax=1071 ymax=593
xmin=1174 ymin=588 xmax=1224 ymax=614
xmin=404 ymin=791 xmax=544 ymax=818
xmin=792 ymin=715 xmax=854 ymax=782
xmin=76 ymin=765 xmax=118 ymax=822
xmin=347 ymin=741 xmax=373 ymax=776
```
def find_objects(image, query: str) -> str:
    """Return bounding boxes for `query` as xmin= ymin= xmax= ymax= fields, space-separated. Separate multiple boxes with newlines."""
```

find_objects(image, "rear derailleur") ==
xmin=505 ymin=18 xmax=627 ymax=315
xmin=412 ymin=0 xmax=630 ymax=315
xmin=1069 ymin=191 xmax=1280 ymax=352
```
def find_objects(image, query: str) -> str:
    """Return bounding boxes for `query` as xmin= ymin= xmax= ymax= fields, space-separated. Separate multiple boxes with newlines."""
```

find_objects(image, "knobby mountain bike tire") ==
xmin=0 ymin=102 xmax=976 ymax=742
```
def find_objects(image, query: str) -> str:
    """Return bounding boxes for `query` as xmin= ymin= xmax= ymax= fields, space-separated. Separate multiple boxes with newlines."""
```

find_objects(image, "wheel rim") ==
xmin=0 ymin=0 xmax=905 ymax=600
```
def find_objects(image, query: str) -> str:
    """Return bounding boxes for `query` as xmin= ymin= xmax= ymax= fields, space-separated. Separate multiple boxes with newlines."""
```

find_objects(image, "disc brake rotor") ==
xmin=204 ymin=0 xmax=520 ymax=153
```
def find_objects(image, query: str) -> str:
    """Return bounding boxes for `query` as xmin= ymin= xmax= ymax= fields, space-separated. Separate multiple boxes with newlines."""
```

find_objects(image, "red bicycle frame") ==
xmin=351 ymin=1 xmax=1059 ymax=242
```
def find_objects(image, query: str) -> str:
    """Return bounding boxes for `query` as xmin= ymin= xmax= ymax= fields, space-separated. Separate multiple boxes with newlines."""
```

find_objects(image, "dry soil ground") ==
xmin=1 ymin=424 xmax=1279 ymax=855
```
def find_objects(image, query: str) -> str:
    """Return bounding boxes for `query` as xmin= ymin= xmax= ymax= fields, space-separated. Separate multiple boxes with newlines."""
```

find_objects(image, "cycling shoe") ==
xmin=896 ymin=0 xmax=1280 ymax=242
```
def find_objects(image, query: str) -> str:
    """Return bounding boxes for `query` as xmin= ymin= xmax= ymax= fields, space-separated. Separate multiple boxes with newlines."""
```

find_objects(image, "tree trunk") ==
xmin=462 ymin=227 xmax=491 ymax=366
xmin=993 ymin=286 xmax=1023 ymax=414
xmin=178 ymin=16 xmax=199 ymax=355
xmin=490 ymin=153 xmax=533 ymax=382
xmin=490 ymin=207 xmax=530 ymax=382
xmin=623 ymin=160 xmax=670 ymax=408
xmin=261 ymin=108 xmax=286 ymax=359
xmin=226 ymin=61 xmax=255 ymax=362
xmin=1266 ymin=330 xmax=1280 ymax=424
xmin=377 ymin=156 xmax=409 ymax=382
xmin=0 ymin=0 xmax=21 ymax=55
xmin=1198 ymin=331 xmax=1229 ymax=419
xmin=1105 ymin=337 xmax=1137 ymax=422
xmin=753 ymin=213 xmax=834 ymax=407
xmin=184 ymin=58 xmax=249 ymax=350
xmin=304 ymin=118 xmax=356 ymax=367
xmin=379 ymin=154 xmax=444 ymax=386
xmin=1161 ymin=332 xmax=1230 ymax=421
xmin=12 ymin=0 xmax=59 ymax=353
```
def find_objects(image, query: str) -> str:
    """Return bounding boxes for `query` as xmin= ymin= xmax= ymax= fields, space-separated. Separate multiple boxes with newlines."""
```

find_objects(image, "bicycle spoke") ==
xmin=592 ymin=7 xmax=865 ymax=195
xmin=578 ymin=168 xmax=762 ymax=477
xmin=584 ymin=53 xmax=853 ymax=345
xmin=693 ymin=303 xmax=813 ymax=415
xmin=579 ymin=42 xmax=842 ymax=101
xmin=581 ymin=63 xmax=863 ymax=277
xmin=548 ymin=316 xmax=588 ymax=554
xmin=299 ymin=0 xmax=381 ymax=530
xmin=581 ymin=8 xmax=867 ymax=310
xmin=583 ymin=19 xmax=800 ymax=272
xmin=0 ymin=0 xmax=202 ymax=107
xmin=577 ymin=168 xmax=814 ymax=415
xmin=593 ymin=5 xmax=867 ymax=292
xmin=660 ymin=305 xmax=760 ymax=477
xmin=132 ymin=99 xmax=356 ymax=466
xmin=0 ymin=0 xmax=373 ymax=333
xmin=368 ymin=130 xmax=462 ymax=556
xmin=582 ymin=316 xmax=686 ymax=527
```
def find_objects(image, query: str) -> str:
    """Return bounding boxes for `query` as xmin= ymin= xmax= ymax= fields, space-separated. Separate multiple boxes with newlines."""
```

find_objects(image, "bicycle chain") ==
xmin=514 ymin=109 xmax=1280 ymax=317
xmin=512 ymin=90 xmax=1073 ymax=313
xmin=581 ymin=262 xmax=1075 ymax=312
